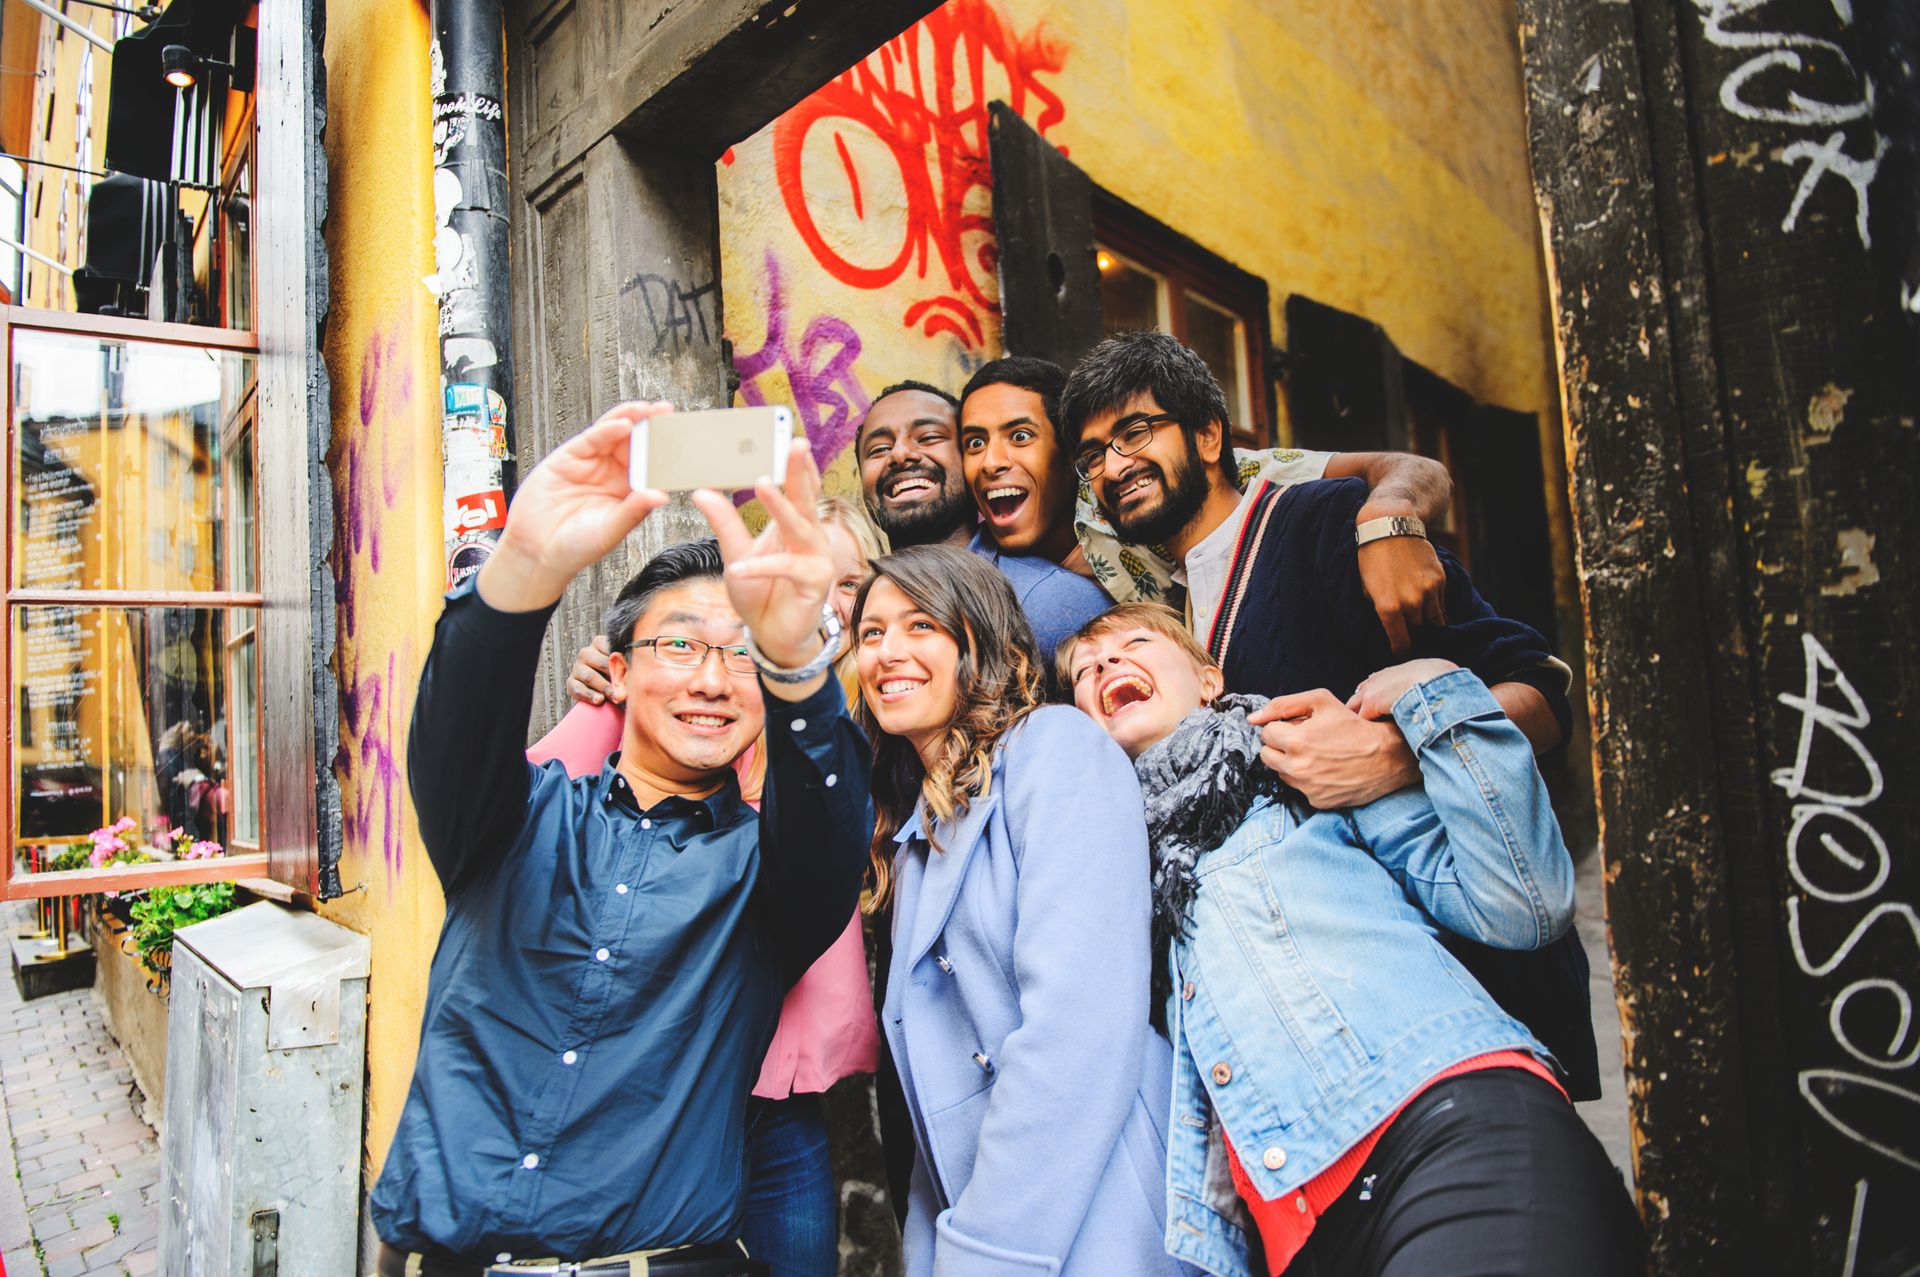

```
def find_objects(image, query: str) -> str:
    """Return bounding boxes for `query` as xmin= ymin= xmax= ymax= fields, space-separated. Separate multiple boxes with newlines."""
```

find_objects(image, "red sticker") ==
xmin=453 ymin=489 xmax=507 ymax=532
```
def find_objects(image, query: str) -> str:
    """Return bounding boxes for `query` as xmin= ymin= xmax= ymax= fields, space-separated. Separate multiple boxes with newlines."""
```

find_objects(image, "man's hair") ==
xmin=1058 ymin=331 xmax=1238 ymax=487
xmin=602 ymin=538 xmax=726 ymax=651
xmin=1055 ymin=601 xmax=1218 ymax=689
xmin=960 ymin=357 xmax=1068 ymax=447
xmin=874 ymin=379 xmax=959 ymax=410
xmin=855 ymin=380 xmax=960 ymax=452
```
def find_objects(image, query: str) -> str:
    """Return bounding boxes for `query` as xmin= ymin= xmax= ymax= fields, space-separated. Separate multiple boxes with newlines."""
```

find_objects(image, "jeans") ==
xmin=1284 ymin=1070 xmax=1646 ymax=1277
xmin=743 ymin=1094 xmax=837 ymax=1277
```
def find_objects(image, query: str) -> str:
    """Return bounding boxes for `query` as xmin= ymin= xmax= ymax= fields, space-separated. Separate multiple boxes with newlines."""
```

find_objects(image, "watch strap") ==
xmin=1355 ymin=514 xmax=1427 ymax=547
xmin=744 ymin=602 xmax=842 ymax=684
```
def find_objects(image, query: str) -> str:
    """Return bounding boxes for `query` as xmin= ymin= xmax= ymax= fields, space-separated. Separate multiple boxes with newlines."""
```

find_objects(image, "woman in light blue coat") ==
xmin=851 ymin=545 xmax=1189 ymax=1277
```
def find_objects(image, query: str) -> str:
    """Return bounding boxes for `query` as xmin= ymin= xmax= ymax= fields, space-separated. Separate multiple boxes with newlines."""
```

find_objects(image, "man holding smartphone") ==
xmin=372 ymin=404 xmax=871 ymax=1276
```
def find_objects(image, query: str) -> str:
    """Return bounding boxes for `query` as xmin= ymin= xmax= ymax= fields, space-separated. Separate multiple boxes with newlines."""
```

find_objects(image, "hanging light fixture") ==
xmin=160 ymin=44 xmax=199 ymax=89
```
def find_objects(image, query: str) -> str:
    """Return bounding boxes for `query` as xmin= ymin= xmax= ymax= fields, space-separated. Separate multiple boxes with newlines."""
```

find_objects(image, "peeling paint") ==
xmin=1819 ymin=528 xmax=1880 ymax=596
xmin=1807 ymin=382 xmax=1852 ymax=441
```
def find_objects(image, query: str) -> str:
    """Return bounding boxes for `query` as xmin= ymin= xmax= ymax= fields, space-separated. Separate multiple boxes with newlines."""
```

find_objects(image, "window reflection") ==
xmin=13 ymin=329 xmax=253 ymax=594
xmin=1097 ymin=248 xmax=1164 ymax=337
xmin=13 ymin=605 xmax=237 ymax=848
xmin=1184 ymin=290 xmax=1250 ymax=433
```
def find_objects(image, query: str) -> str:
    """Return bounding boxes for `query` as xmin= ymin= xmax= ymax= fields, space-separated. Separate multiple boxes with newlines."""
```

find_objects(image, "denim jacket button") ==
xmin=1263 ymin=1147 xmax=1286 ymax=1170
xmin=1182 ymin=981 xmax=1196 ymax=1001
xmin=1211 ymin=1061 xmax=1233 ymax=1086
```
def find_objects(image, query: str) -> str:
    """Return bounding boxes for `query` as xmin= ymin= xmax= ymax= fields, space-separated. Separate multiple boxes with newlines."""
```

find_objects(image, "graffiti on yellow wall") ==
xmin=720 ymin=0 xmax=1070 ymax=486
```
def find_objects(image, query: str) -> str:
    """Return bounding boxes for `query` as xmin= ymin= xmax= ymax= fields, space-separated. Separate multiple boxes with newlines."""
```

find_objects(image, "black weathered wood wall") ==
xmin=1517 ymin=0 xmax=1918 ymax=1271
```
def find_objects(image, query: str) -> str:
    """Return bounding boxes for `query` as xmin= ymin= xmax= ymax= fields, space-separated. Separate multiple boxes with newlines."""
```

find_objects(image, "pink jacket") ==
xmin=528 ymin=702 xmax=880 ymax=1098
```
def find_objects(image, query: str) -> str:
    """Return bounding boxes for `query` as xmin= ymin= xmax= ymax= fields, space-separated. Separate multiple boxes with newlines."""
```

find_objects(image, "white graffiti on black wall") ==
xmin=1694 ymin=0 xmax=1887 ymax=248
xmin=1772 ymin=632 xmax=1918 ymax=1266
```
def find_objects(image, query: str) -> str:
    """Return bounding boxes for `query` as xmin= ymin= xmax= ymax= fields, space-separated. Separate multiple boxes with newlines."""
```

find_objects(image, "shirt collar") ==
xmin=595 ymin=753 xmax=750 ymax=828
xmin=1171 ymin=484 xmax=1259 ymax=588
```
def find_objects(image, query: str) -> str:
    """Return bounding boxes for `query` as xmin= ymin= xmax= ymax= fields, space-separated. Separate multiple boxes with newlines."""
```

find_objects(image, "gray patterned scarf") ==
xmin=1132 ymin=693 xmax=1286 ymax=1028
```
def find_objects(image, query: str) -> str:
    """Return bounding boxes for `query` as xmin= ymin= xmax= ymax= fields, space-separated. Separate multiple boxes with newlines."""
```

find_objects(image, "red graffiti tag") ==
xmin=771 ymin=0 xmax=1068 ymax=349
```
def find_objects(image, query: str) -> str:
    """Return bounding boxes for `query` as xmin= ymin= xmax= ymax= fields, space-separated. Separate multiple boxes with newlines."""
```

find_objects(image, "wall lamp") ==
xmin=161 ymin=44 xmax=230 ymax=91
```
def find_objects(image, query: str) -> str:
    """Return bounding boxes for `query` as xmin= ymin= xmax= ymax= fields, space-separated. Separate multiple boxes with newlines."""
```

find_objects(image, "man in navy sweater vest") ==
xmin=1059 ymin=331 xmax=1600 ymax=1099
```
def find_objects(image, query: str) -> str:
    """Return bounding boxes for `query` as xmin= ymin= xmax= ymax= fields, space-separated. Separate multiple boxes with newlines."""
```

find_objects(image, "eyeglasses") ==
xmin=629 ymin=636 xmax=756 ymax=674
xmin=1074 ymin=413 xmax=1179 ymax=479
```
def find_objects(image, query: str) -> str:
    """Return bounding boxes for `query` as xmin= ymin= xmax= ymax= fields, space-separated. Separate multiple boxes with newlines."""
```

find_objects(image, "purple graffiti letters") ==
xmin=732 ymin=251 xmax=871 ymax=469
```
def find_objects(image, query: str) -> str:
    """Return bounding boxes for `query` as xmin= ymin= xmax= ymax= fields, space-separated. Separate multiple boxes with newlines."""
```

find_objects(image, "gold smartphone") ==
xmin=629 ymin=406 xmax=794 ymax=492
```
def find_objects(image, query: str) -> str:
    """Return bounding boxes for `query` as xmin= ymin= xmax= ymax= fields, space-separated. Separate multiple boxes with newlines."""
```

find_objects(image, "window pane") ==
xmin=1184 ymin=290 xmax=1251 ymax=432
xmin=13 ymin=605 xmax=237 ymax=850
xmin=226 ymin=633 xmax=257 ymax=846
xmin=227 ymin=426 xmax=256 ymax=597
xmin=13 ymin=329 xmax=255 ymax=593
xmin=1098 ymin=249 xmax=1165 ymax=337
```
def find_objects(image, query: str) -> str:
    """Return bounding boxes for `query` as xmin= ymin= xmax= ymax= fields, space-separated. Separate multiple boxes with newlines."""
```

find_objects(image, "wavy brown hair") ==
xmin=852 ymin=545 xmax=1045 ymax=911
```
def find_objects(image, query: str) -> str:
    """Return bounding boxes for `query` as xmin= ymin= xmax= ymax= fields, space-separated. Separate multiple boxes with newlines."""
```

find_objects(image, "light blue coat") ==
xmin=883 ymin=706 xmax=1193 ymax=1277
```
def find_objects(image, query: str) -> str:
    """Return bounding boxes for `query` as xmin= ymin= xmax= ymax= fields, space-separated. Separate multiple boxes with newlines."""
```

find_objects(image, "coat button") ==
xmin=1263 ymin=1147 xmax=1286 ymax=1170
xmin=1182 ymin=981 xmax=1196 ymax=1001
xmin=1211 ymin=1061 xmax=1232 ymax=1086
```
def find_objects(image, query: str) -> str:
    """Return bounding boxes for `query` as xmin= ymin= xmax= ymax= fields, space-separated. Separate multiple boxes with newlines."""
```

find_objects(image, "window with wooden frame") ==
xmin=2 ymin=0 xmax=334 ymax=900
xmin=1092 ymin=193 xmax=1274 ymax=450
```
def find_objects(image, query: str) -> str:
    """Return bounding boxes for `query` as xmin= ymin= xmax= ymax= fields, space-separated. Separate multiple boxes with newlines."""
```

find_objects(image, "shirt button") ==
xmin=615 ymin=883 xmax=629 ymax=895
xmin=562 ymin=1050 xmax=578 ymax=1065
xmin=641 ymin=818 xmax=652 ymax=830
xmin=791 ymin=718 xmax=807 ymax=732
xmin=1182 ymin=981 xmax=1196 ymax=1001
xmin=1295 ymin=1195 xmax=1308 ymax=1214
xmin=521 ymin=1153 xmax=539 ymax=1169
xmin=1263 ymin=1147 xmax=1287 ymax=1170
xmin=825 ymin=774 xmax=838 ymax=787
xmin=594 ymin=947 xmax=610 ymax=962
xmin=1211 ymin=1062 xmax=1233 ymax=1086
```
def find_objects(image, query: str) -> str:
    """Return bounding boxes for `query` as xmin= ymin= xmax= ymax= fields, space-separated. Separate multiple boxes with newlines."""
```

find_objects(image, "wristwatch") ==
xmin=1355 ymin=515 xmax=1427 ymax=547
xmin=744 ymin=602 xmax=842 ymax=684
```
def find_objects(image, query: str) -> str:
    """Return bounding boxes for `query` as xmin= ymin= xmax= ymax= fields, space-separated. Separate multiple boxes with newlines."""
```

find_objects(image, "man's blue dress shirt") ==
xmin=369 ymin=578 xmax=872 ymax=1261
xmin=967 ymin=531 xmax=1113 ymax=666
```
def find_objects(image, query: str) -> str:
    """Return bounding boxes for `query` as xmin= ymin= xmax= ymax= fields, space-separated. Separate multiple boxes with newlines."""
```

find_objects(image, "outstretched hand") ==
xmin=691 ymin=438 xmax=834 ymax=675
xmin=479 ymin=402 xmax=671 ymax=611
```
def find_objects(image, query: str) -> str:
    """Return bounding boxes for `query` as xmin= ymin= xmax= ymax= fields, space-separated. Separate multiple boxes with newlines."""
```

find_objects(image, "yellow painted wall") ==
xmin=314 ymin=0 xmax=445 ymax=1181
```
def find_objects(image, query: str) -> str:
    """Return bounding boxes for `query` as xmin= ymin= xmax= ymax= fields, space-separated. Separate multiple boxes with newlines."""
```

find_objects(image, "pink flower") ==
xmin=186 ymin=840 xmax=222 ymax=860
xmin=112 ymin=816 xmax=136 ymax=834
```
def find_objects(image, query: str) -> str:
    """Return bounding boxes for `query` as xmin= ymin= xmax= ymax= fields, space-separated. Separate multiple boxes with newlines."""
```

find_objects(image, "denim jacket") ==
xmin=1162 ymin=670 xmax=1576 ymax=1277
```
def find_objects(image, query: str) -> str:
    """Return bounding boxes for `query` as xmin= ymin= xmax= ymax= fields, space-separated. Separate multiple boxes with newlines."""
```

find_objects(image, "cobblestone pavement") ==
xmin=0 ymin=903 xmax=159 ymax=1277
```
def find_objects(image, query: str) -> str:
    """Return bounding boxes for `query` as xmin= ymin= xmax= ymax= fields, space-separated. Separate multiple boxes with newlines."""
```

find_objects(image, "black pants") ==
xmin=1283 ymin=1070 xmax=1646 ymax=1277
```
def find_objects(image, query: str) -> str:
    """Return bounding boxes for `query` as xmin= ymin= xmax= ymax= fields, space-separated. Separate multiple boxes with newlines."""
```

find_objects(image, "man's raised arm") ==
xmin=408 ymin=403 xmax=671 ymax=891
xmin=692 ymin=442 xmax=873 ymax=979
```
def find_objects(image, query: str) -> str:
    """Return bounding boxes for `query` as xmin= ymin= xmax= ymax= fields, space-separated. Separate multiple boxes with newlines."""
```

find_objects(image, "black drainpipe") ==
xmin=427 ymin=0 xmax=516 ymax=588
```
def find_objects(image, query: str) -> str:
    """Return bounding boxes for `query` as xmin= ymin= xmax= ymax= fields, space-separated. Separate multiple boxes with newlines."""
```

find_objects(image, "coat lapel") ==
xmin=900 ymin=790 xmax=1002 ymax=971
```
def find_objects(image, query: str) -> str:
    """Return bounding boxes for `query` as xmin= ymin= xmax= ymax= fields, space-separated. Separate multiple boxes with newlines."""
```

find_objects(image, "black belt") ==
xmin=375 ymin=1241 xmax=765 ymax=1277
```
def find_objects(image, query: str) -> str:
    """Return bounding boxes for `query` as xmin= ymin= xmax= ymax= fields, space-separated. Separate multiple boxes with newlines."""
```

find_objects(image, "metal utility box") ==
xmin=159 ymin=902 xmax=371 ymax=1277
